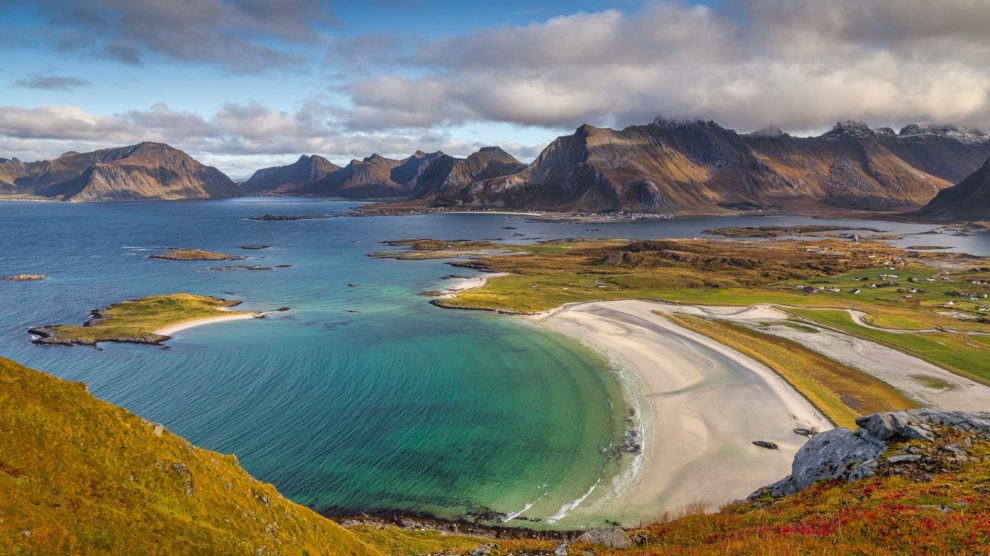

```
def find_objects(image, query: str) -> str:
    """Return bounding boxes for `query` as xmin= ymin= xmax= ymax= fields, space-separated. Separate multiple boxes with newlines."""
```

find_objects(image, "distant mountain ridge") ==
xmin=246 ymin=148 xmax=526 ymax=201
xmin=0 ymin=143 xmax=239 ymax=201
xmin=240 ymin=154 xmax=340 ymax=194
xmin=915 ymin=157 xmax=990 ymax=221
xmin=5 ymin=118 xmax=989 ymax=212
xmin=436 ymin=118 xmax=990 ymax=214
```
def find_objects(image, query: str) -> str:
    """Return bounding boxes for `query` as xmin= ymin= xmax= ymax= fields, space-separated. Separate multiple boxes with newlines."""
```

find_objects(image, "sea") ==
xmin=1 ymin=198 xmax=987 ymax=528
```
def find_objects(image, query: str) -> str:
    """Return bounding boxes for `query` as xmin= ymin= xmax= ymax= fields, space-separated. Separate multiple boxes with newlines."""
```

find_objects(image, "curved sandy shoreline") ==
xmin=630 ymin=301 xmax=990 ymax=410
xmin=535 ymin=300 xmax=832 ymax=525
xmin=154 ymin=310 xmax=262 ymax=336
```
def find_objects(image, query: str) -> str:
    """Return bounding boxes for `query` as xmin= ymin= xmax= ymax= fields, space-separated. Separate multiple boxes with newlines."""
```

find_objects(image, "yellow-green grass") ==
xmin=396 ymin=237 xmax=989 ymax=333
xmin=0 ymin=357 xmax=379 ymax=555
xmin=30 ymin=293 xmax=249 ymax=346
xmin=665 ymin=314 xmax=916 ymax=429
xmin=148 ymin=248 xmax=242 ymax=261
xmin=788 ymin=308 xmax=990 ymax=387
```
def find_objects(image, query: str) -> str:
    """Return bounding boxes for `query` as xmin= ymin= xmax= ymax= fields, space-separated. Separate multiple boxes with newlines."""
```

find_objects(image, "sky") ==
xmin=1 ymin=0 xmax=989 ymax=178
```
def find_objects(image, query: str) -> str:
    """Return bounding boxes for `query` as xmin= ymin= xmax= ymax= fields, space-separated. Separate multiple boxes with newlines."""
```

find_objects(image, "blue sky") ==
xmin=1 ymin=1 xmax=987 ymax=177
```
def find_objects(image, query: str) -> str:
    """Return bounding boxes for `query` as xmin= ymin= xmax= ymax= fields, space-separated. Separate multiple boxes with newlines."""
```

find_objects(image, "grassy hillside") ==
xmin=0 ymin=357 xmax=377 ymax=555
xmin=2 ymin=357 xmax=989 ymax=554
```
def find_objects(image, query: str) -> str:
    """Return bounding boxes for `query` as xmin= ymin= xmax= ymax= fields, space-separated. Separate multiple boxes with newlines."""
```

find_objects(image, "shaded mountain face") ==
xmin=437 ymin=119 xmax=990 ymax=214
xmin=410 ymin=146 xmax=527 ymax=205
xmin=256 ymin=151 xmax=446 ymax=198
xmin=915 ymin=157 xmax=990 ymax=221
xmin=0 ymin=143 xmax=239 ymax=201
xmin=240 ymin=154 xmax=340 ymax=194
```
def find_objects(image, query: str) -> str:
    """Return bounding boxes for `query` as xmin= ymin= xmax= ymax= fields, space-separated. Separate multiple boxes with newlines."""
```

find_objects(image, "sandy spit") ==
xmin=534 ymin=300 xmax=831 ymax=523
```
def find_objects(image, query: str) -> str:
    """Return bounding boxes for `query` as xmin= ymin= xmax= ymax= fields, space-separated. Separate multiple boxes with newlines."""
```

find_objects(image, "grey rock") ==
xmin=553 ymin=543 xmax=568 ymax=556
xmin=847 ymin=458 xmax=879 ymax=481
xmin=755 ymin=428 xmax=884 ymax=498
xmin=941 ymin=443 xmax=966 ymax=456
xmin=886 ymin=454 xmax=922 ymax=464
xmin=576 ymin=526 xmax=633 ymax=549
xmin=752 ymin=409 xmax=990 ymax=500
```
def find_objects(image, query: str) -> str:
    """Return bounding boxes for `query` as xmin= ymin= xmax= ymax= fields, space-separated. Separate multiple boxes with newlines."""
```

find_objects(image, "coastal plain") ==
xmin=385 ymin=229 xmax=990 ymax=521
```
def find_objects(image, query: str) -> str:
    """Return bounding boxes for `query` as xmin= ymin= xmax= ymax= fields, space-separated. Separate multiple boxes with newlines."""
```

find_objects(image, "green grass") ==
xmin=789 ymin=308 xmax=990 ymax=386
xmin=666 ymin=314 xmax=916 ymax=428
xmin=31 ymin=293 xmax=250 ymax=345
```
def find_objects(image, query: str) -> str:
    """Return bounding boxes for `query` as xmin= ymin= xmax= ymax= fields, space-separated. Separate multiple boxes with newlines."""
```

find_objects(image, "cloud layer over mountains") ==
xmin=342 ymin=0 xmax=990 ymax=132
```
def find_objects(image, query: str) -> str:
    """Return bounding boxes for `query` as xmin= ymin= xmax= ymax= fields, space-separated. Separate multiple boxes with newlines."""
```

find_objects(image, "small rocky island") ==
xmin=1 ymin=274 xmax=47 ymax=281
xmin=29 ymin=293 xmax=253 ymax=346
xmin=248 ymin=214 xmax=330 ymax=221
xmin=148 ymin=248 xmax=245 ymax=261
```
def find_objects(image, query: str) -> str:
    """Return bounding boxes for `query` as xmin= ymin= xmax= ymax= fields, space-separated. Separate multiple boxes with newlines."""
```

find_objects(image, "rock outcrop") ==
xmin=0 ymin=143 xmax=239 ymax=201
xmin=915 ymin=157 xmax=990 ymax=221
xmin=576 ymin=526 xmax=633 ymax=549
xmin=752 ymin=409 xmax=990 ymax=499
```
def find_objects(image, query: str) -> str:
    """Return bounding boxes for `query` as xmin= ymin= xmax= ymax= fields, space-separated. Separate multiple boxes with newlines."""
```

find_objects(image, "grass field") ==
xmin=383 ymin=237 xmax=990 ymax=392
xmin=788 ymin=308 xmax=990 ymax=387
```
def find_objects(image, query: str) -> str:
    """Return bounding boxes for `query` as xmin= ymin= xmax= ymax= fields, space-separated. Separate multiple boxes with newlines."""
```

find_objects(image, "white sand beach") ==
xmin=440 ymin=272 xmax=509 ymax=297
xmin=536 ymin=300 xmax=832 ymax=523
xmin=154 ymin=311 xmax=261 ymax=336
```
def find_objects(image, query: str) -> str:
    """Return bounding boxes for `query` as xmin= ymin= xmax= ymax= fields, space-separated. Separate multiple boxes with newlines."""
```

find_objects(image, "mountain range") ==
xmin=2 ymin=119 xmax=989 ymax=219
xmin=420 ymin=119 xmax=990 ymax=215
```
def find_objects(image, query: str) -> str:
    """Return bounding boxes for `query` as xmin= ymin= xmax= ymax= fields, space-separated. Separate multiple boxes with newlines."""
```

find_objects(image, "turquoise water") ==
xmin=1 ymin=198 xmax=987 ymax=527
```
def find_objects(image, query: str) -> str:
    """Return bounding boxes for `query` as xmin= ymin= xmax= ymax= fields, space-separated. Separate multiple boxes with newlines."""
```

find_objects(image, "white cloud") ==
xmin=0 ymin=102 xmax=533 ymax=175
xmin=340 ymin=0 xmax=990 ymax=132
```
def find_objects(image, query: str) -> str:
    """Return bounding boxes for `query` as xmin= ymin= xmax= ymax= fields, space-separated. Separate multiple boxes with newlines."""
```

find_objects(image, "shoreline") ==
xmin=532 ymin=300 xmax=832 ymax=525
xmin=153 ymin=309 xmax=262 ymax=336
xmin=438 ymin=272 xmax=510 ymax=297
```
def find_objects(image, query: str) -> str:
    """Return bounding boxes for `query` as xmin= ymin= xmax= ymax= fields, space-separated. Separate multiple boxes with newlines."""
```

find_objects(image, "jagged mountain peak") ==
xmin=899 ymin=123 xmax=990 ymax=145
xmin=363 ymin=153 xmax=391 ymax=163
xmin=825 ymin=120 xmax=875 ymax=139
xmin=651 ymin=117 xmax=722 ymax=131
xmin=748 ymin=126 xmax=786 ymax=138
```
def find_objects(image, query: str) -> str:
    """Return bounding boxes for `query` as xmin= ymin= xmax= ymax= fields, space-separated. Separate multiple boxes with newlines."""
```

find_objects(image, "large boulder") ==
xmin=751 ymin=409 xmax=990 ymax=499
xmin=758 ymin=428 xmax=884 ymax=498
xmin=576 ymin=526 xmax=633 ymax=549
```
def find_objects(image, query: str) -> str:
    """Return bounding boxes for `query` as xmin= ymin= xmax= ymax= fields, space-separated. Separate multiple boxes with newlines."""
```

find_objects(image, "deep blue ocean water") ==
xmin=1 ymin=198 xmax=987 ymax=527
